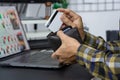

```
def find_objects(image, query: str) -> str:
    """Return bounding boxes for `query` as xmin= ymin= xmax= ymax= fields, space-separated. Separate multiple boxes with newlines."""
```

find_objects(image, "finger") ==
xmin=60 ymin=23 xmax=66 ymax=29
xmin=56 ymin=8 xmax=67 ymax=13
xmin=51 ymin=52 xmax=59 ymax=59
xmin=62 ymin=56 xmax=76 ymax=64
xmin=51 ymin=46 xmax=63 ymax=59
xmin=58 ymin=57 xmax=66 ymax=63
xmin=51 ymin=52 xmax=63 ymax=62
xmin=61 ymin=14 xmax=76 ymax=28
xmin=57 ymin=8 xmax=79 ymax=20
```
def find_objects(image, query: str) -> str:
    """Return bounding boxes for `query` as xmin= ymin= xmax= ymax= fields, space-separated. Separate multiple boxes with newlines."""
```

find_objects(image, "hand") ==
xmin=51 ymin=31 xmax=80 ymax=64
xmin=57 ymin=8 xmax=85 ymax=40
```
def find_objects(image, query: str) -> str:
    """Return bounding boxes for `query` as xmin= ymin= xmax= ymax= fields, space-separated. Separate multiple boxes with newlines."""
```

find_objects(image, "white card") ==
xmin=45 ymin=10 xmax=63 ymax=32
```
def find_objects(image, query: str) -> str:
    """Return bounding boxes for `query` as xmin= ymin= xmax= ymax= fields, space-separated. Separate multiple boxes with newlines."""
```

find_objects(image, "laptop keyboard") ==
xmin=26 ymin=50 xmax=53 ymax=63
xmin=13 ymin=49 xmax=58 ymax=64
xmin=0 ymin=49 xmax=63 ymax=68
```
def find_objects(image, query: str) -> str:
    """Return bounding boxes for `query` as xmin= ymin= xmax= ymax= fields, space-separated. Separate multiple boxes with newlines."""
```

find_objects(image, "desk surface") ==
xmin=0 ymin=63 xmax=93 ymax=80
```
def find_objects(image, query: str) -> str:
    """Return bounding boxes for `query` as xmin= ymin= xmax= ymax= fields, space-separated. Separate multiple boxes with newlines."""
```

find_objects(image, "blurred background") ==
xmin=0 ymin=0 xmax=120 ymax=41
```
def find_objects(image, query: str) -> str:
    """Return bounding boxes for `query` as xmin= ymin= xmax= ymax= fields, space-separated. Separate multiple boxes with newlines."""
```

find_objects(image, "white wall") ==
xmin=78 ymin=11 xmax=120 ymax=40
xmin=68 ymin=0 xmax=120 ymax=40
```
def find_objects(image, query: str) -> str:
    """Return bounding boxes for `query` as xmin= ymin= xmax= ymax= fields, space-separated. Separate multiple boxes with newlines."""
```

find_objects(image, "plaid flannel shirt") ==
xmin=77 ymin=32 xmax=120 ymax=80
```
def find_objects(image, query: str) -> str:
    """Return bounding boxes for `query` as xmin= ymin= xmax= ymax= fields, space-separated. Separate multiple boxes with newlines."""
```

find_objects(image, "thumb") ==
xmin=57 ymin=30 xmax=68 ymax=42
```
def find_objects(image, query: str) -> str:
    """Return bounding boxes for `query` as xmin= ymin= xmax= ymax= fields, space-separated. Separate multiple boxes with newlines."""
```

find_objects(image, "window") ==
xmin=68 ymin=0 xmax=120 ymax=12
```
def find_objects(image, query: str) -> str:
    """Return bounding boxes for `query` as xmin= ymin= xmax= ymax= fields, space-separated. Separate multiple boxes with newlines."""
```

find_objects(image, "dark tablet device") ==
xmin=47 ymin=27 xmax=82 ymax=51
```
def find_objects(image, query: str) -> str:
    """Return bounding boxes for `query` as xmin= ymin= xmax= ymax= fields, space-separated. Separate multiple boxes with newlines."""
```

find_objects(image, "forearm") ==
xmin=107 ymin=41 xmax=120 ymax=53
xmin=76 ymin=45 xmax=120 ymax=80
xmin=83 ymin=32 xmax=107 ymax=51
xmin=83 ymin=32 xmax=120 ymax=53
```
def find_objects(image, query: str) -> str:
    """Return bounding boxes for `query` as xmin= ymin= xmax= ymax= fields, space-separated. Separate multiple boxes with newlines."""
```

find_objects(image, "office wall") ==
xmin=78 ymin=11 xmax=120 ymax=40
xmin=68 ymin=0 xmax=120 ymax=40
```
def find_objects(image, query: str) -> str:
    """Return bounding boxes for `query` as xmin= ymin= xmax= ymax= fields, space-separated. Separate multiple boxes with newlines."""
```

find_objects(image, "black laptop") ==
xmin=0 ymin=6 xmax=63 ymax=69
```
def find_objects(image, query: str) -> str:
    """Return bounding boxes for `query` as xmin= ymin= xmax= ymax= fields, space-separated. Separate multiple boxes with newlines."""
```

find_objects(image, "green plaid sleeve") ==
xmin=77 ymin=44 xmax=120 ymax=80
xmin=76 ymin=32 xmax=120 ymax=80
xmin=84 ymin=32 xmax=120 ymax=53
xmin=83 ymin=32 xmax=106 ymax=51
xmin=107 ymin=41 xmax=120 ymax=53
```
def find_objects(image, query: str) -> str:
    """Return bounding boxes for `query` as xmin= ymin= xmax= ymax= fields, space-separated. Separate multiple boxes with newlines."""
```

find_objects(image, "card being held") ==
xmin=45 ymin=10 xmax=63 ymax=32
